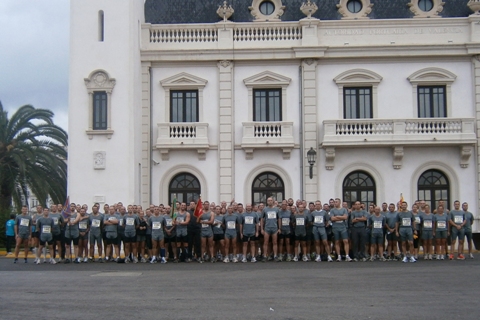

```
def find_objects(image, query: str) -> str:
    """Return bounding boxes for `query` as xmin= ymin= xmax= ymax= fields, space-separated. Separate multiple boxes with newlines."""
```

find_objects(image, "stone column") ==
xmin=302 ymin=59 xmax=318 ymax=201
xmin=141 ymin=61 xmax=151 ymax=208
xmin=217 ymin=60 xmax=235 ymax=202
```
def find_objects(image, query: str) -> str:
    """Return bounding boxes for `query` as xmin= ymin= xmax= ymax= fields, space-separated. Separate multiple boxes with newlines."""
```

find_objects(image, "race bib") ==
xmin=70 ymin=218 xmax=76 ymax=224
xmin=91 ymin=219 xmax=100 ymax=227
xmin=20 ymin=218 xmax=29 ymax=227
xmin=282 ymin=218 xmax=290 ymax=226
xmin=53 ymin=218 xmax=59 ymax=225
xmin=166 ymin=220 xmax=173 ymax=227
xmin=126 ymin=218 xmax=135 ymax=226
xmin=42 ymin=226 xmax=51 ymax=234
xmin=373 ymin=221 xmax=382 ymax=229
xmin=314 ymin=216 xmax=324 ymax=224
xmin=119 ymin=219 xmax=124 ymax=226
xmin=202 ymin=223 xmax=209 ymax=228
xmin=245 ymin=216 xmax=254 ymax=225
xmin=437 ymin=221 xmax=446 ymax=229
xmin=79 ymin=222 xmax=88 ymax=229
xmin=402 ymin=218 xmax=411 ymax=227
xmin=152 ymin=222 xmax=161 ymax=230
xmin=415 ymin=217 xmax=421 ymax=224
xmin=177 ymin=217 xmax=184 ymax=223
xmin=296 ymin=218 xmax=305 ymax=226
xmin=267 ymin=212 xmax=276 ymax=219
xmin=423 ymin=220 xmax=432 ymax=228
xmin=227 ymin=221 xmax=236 ymax=229
xmin=454 ymin=216 xmax=463 ymax=224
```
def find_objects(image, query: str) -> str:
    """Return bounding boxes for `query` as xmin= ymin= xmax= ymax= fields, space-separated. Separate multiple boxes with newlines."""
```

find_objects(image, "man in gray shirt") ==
xmin=330 ymin=198 xmax=352 ymax=262
xmin=14 ymin=205 xmax=32 ymax=263
xmin=350 ymin=201 xmax=368 ymax=261
xmin=240 ymin=203 xmax=259 ymax=263
xmin=261 ymin=197 xmax=280 ymax=262
xmin=36 ymin=207 xmax=56 ymax=264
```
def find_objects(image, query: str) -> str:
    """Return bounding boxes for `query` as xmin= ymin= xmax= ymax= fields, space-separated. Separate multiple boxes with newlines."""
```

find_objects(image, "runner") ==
xmin=36 ymin=207 xmax=56 ymax=264
xmin=462 ymin=202 xmax=474 ymax=259
xmin=395 ymin=201 xmax=416 ymax=263
xmin=420 ymin=204 xmax=434 ymax=260
xmin=212 ymin=205 xmax=225 ymax=262
xmin=197 ymin=201 xmax=215 ymax=263
xmin=240 ymin=203 xmax=259 ymax=263
xmin=223 ymin=205 xmax=238 ymax=263
xmin=149 ymin=207 xmax=166 ymax=264
xmin=78 ymin=208 xmax=90 ymax=263
xmin=433 ymin=204 xmax=449 ymax=260
xmin=311 ymin=201 xmax=333 ymax=262
xmin=292 ymin=204 xmax=310 ymax=262
xmin=175 ymin=203 xmax=190 ymax=262
xmin=449 ymin=200 xmax=466 ymax=260
xmin=330 ymin=198 xmax=352 ymax=262
xmin=124 ymin=208 xmax=139 ymax=263
xmin=278 ymin=200 xmax=293 ymax=262
xmin=261 ymin=197 xmax=280 ymax=262
xmin=88 ymin=205 xmax=103 ymax=262
xmin=49 ymin=204 xmax=64 ymax=263
xmin=368 ymin=206 xmax=386 ymax=262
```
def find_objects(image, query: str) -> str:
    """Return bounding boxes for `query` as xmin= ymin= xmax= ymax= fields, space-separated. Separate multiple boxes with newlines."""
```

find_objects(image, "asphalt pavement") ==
xmin=1 ymin=257 xmax=479 ymax=320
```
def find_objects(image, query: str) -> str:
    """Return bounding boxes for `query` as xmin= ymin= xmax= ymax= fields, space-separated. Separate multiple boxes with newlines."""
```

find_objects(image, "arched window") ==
xmin=418 ymin=169 xmax=449 ymax=211
xmin=169 ymin=173 xmax=201 ymax=205
xmin=252 ymin=172 xmax=284 ymax=205
xmin=343 ymin=171 xmax=376 ymax=209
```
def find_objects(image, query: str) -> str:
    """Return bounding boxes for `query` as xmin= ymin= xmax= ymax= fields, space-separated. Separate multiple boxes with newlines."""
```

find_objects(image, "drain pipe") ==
xmin=299 ymin=65 xmax=304 ymax=200
xmin=149 ymin=66 xmax=153 ymax=205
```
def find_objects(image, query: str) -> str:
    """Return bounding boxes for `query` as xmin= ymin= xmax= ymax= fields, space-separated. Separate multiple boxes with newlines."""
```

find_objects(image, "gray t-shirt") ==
xmin=78 ymin=216 xmax=90 ymax=233
xmin=149 ymin=215 xmax=165 ymax=237
xmin=311 ymin=210 xmax=329 ymax=227
xmin=412 ymin=213 xmax=421 ymax=231
xmin=262 ymin=207 xmax=279 ymax=230
xmin=464 ymin=211 xmax=474 ymax=232
xmin=116 ymin=213 xmax=125 ymax=234
xmin=434 ymin=214 xmax=449 ymax=231
xmin=449 ymin=210 xmax=465 ymax=227
xmin=124 ymin=214 xmax=139 ymax=237
xmin=212 ymin=214 xmax=224 ymax=235
xmin=49 ymin=213 xmax=64 ymax=236
xmin=368 ymin=214 xmax=385 ymax=235
xmin=65 ymin=213 xmax=79 ymax=238
xmin=242 ymin=212 xmax=258 ymax=236
xmin=104 ymin=214 xmax=119 ymax=234
xmin=294 ymin=213 xmax=310 ymax=236
xmin=164 ymin=215 xmax=176 ymax=237
xmin=89 ymin=214 xmax=103 ymax=237
xmin=15 ymin=215 xmax=32 ymax=237
xmin=224 ymin=214 xmax=238 ymax=237
xmin=351 ymin=210 xmax=368 ymax=228
xmin=396 ymin=211 xmax=414 ymax=229
xmin=385 ymin=211 xmax=398 ymax=229
xmin=278 ymin=209 xmax=292 ymax=233
xmin=175 ymin=212 xmax=188 ymax=235
xmin=330 ymin=208 xmax=348 ymax=229
xmin=420 ymin=212 xmax=434 ymax=230
xmin=37 ymin=216 xmax=54 ymax=241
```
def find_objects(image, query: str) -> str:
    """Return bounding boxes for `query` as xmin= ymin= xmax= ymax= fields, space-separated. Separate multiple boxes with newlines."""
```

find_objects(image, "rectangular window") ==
xmin=343 ymin=87 xmax=372 ymax=119
xmin=418 ymin=86 xmax=446 ymax=118
xmin=253 ymin=89 xmax=281 ymax=121
xmin=93 ymin=91 xmax=107 ymax=130
xmin=170 ymin=90 xmax=198 ymax=122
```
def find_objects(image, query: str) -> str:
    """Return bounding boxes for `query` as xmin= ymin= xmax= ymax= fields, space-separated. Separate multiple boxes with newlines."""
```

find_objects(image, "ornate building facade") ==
xmin=69 ymin=0 xmax=480 ymax=232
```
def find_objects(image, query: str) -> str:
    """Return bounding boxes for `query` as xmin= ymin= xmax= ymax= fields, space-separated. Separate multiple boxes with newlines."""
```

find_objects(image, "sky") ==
xmin=0 ymin=0 xmax=70 ymax=131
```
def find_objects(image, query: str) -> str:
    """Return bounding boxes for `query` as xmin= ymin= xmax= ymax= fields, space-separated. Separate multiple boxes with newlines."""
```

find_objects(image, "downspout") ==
xmin=149 ymin=66 xmax=153 ymax=205
xmin=299 ymin=65 xmax=304 ymax=199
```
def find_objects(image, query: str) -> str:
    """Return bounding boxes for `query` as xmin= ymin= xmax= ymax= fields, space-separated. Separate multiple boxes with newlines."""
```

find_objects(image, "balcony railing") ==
xmin=322 ymin=118 xmax=476 ymax=146
xmin=241 ymin=121 xmax=295 ymax=159
xmin=156 ymin=122 xmax=209 ymax=160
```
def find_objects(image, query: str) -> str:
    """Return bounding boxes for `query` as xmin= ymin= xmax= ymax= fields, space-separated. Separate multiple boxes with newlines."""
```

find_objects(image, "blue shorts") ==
xmin=370 ymin=233 xmax=383 ymax=245
xmin=313 ymin=226 xmax=327 ymax=241
xmin=451 ymin=227 xmax=465 ymax=241
xmin=332 ymin=228 xmax=348 ymax=241
xmin=399 ymin=228 xmax=413 ymax=242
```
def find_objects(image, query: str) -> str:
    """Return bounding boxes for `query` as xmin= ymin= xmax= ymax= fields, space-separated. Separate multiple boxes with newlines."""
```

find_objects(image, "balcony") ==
xmin=156 ymin=123 xmax=209 ymax=160
xmin=321 ymin=118 xmax=476 ymax=170
xmin=241 ymin=121 xmax=295 ymax=159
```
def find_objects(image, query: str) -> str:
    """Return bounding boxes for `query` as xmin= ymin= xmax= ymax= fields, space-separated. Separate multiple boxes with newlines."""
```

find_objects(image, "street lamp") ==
xmin=307 ymin=147 xmax=317 ymax=179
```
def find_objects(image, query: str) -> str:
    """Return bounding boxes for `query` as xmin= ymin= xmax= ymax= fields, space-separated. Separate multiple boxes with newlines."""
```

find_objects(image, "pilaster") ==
xmin=217 ymin=60 xmax=234 ymax=202
xmin=302 ymin=59 xmax=318 ymax=201
xmin=141 ymin=61 xmax=151 ymax=207
xmin=473 ymin=55 xmax=480 ymax=213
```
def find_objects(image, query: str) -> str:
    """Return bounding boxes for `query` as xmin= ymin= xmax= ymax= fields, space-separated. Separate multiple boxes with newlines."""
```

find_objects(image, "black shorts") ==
xmin=278 ymin=233 xmax=291 ymax=240
xmin=165 ymin=236 xmax=176 ymax=244
xmin=105 ymin=237 xmax=118 ymax=246
xmin=213 ymin=234 xmax=225 ymax=241
xmin=386 ymin=232 xmax=398 ymax=242
xmin=32 ymin=231 xmax=39 ymax=239
xmin=145 ymin=235 xmax=152 ymax=249
xmin=306 ymin=232 xmax=313 ymax=242
xmin=39 ymin=239 xmax=52 ymax=246
xmin=53 ymin=234 xmax=62 ymax=242
xmin=294 ymin=234 xmax=307 ymax=242
xmin=65 ymin=237 xmax=79 ymax=246
xmin=79 ymin=233 xmax=89 ymax=241
xmin=242 ymin=235 xmax=257 ymax=242
xmin=176 ymin=235 xmax=188 ymax=244
xmin=326 ymin=227 xmax=333 ymax=242
xmin=124 ymin=236 xmax=136 ymax=244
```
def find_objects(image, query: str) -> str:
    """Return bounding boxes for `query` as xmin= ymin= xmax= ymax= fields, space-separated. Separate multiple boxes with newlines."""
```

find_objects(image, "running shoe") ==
xmin=161 ymin=257 xmax=167 ymax=264
xmin=315 ymin=255 xmax=321 ymax=262
xmin=448 ymin=254 xmax=454 ymax=260
xmin=293 ymin=256 xmax=298 ymax=262
xmin=457 ymin=254 xmax=465 ymax=260
xmin=83 ymin=257 xmax=88 ymax=263
xmin=402 ymin=256 xmax=408 ymax=263
xmin=302 ymin=255 xmax=308 ymax=262
xmin=336 ymin=256 xmax=342 ymax=262
xmin=242 ymin=258 xmax=247 ymax=263
xmin=232 ymin=257 xmax=238 ymax=263
xmin=251 ymin=257 xmax=257 ymax=263
xmin=327 ymin=255 xmax=333 ymax=262
xmin=469 ymin=253 xmax=474 ymax=259
xmin=14 ymin=258 xmax=18 ymax=264
xmin=345 ymin=256 xmax=352 ymax=262
xmin=409 ymin=256 xmax=417 ymax=263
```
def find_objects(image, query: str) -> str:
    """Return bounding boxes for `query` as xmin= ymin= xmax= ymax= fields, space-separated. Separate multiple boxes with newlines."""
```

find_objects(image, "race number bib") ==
xmin=282 ymin=218 xmax=290 ymax=226
xmin=373 ymin=221 xmax=382 ymax=229
xmin=70 ymin=218 xmax=76 ymax=224
xmin=267 ymin=212 xmax=276 ymax=219
xmin=20 ymin=218 xmax=29 ymax=227
xmin=296 ymin=218 xmax=305 ymax=226
xmin=227 ymin=221 xmax=236 ymax=229
xmin=166 ymin=220 xmax=173 ymax=227
xmin=91 ymin=219 xmax=100 ymax=227
xmin=53 ymin=218 xmax=59 ymax=225
xmin=314 ymin=216 xmax=324 ymax=224
xmin=177 ymin=217 xmax=184 ymax=223
xmin=454 ymin=216 xmax=463 ymax=224
xmin=415 ymin=217 xmax=421 ymax=224
xmin=42 ymin=226 xmax=51 ymax=234
xmin=402 ymin=218 xmax=411 ymax=227
xmin=202 ymin=223 xmax=209 ymax=228
xmin=119 ymin=219 xmax=124 ymax=226
xmin=152 ymin=222 xmax=161 ymax=230
xmin=423 ymin=220 xmax=432 ymax=228
xmin=79 ymin=222 xmax=88 ymax=229
xmin=437 ymin=221 xmax=446 ymax=229
xmin=245 ymin=216 xmax=254 ymax=225
xmin=126 ymin=218 xmax=135 ymax=226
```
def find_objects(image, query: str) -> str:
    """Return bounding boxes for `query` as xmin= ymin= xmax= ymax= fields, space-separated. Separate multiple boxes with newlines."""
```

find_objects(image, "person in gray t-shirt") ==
xmin=124 ymin=212 xmax=139 ymax=263
xmin=88 ymin=205 xmax=103 ymax=262
xmin=240 ymin=204 xmax=259 ymax=262
xmin=260 ymin=197 xmax=280 ymax=261
xmin=14 ymin=206 xmax=33 ymax=263
xmin=462 ymin=202 xmax=475 ymax=258
xmin=330 ymin=199 xmax=352 ymax=262
xmin=149 ymin=209 xmax=166 ymax=263
xmin=223 ymin=206 xmax=238 ymax=262
xmin=36 ymin=208 xmax=56 ymax=264
xmin=311 ymin=201 xmax=333 ymax=262
xmin=293 ymin=204 xmax=310 ymax=262
xmin=278 ymin=200 xmax=292 ymax=261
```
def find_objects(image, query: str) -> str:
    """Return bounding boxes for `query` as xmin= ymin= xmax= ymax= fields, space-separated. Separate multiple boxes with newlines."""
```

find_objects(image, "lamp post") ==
xmin=307 ymin=147 xmax=317 ymax=179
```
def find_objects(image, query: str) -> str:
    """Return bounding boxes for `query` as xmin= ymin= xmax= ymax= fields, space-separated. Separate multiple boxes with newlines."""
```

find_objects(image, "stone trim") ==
xmin=408 ymin=0 xmax=444 ymax=19
xmin=337 ymin=0 xmax=373 ymax=20
xmin=249 ymin=0 xmax=285 ymax=22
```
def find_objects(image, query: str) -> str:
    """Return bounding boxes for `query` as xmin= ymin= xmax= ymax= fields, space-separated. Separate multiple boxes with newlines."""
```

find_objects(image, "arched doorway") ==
xmin=343 ymin=170 xmax=376 ymax=209
xmin=168 ymin=173 xmax=201 ymax=205
xmin=251 ymin=172 xmax=284 ymax=205
xmin=418 ymin=169 xmax=450 ymax=211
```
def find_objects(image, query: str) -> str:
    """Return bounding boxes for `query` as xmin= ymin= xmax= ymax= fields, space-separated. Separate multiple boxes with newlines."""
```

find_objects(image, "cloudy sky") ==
xmin=0 ymin=0 xmax=69 ymax=131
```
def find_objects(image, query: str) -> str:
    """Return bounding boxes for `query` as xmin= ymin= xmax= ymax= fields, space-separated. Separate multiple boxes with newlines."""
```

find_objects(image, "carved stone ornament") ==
xmin=337 ymin=0 xmax=373 ymax=20
xmin=84 ymin=70 xmax=116 ymax=92
xmin=249 ymin=0 xmax=286 ymax=22
xmin=468 ymin=0 xmax=480 ymax=15
xmin=218 ymin=60 xmax=232 ymax=68
xmin=217 ymin=1 xmax=235 ymax=22
xmin=300 ymin=0 xmax=318 ymax=19
xmin=408 ymin=0 xmax=444 ymax=18
xmin=93 ymin=151 xmax=106 ymax=170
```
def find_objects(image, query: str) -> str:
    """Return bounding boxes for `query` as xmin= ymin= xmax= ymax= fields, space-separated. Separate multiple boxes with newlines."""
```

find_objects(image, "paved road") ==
xmin=1 ymin=257 xmax=478 ymax=319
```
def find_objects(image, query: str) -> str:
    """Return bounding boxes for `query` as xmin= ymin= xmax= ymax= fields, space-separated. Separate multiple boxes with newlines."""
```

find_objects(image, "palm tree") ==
xmin=0 ymin=102 xmax=67 ymax=213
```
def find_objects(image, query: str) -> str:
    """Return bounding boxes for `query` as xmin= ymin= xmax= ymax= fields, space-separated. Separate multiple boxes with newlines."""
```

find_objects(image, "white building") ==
xmin=68 ymin=0 xmax=480 ymax=232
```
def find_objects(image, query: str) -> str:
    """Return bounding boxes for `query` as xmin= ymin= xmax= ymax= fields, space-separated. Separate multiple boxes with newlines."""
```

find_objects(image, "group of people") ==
xmin=8 ymin=197 xmax=475 ymax=265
